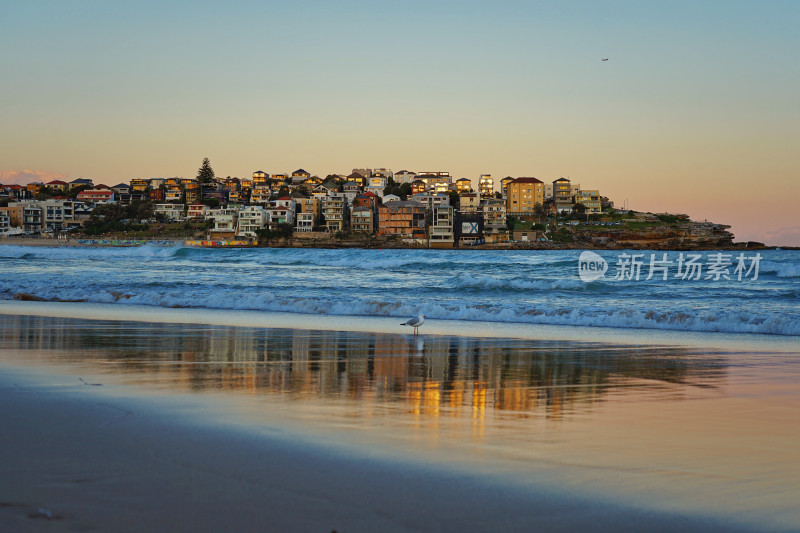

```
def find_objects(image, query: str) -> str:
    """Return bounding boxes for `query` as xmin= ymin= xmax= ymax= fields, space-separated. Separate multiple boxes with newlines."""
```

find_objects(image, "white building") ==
xmin=295 ymin=212 xmax=315 ymax=232
xmin=236 ymin=206 xmax=268 ymax=238
xmin=154 ymin=204 xmax=184 ymax=221
xmin=429 ymin=205 xmax=454 ymax=246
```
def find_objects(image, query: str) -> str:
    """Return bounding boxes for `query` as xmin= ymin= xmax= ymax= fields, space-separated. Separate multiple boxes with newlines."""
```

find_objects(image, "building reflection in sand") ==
xmin=1 ymin=315 xmax=728 ymax=424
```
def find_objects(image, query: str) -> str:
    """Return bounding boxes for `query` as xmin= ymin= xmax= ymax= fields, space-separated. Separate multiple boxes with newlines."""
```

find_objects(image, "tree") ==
xmin=448 ymin=190 xmax=460 ymax=209
xmin=572 ymin=203 xmax=587 ymax=217
xmin=196 ymin=157 xmax=215 ymax=184
xmin=533 ymin=203 xmax=548 ymax=223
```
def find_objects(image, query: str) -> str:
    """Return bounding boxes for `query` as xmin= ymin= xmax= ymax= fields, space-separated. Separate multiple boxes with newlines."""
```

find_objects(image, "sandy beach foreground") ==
xmin=2 ymin=309 xmax=798 ymax=531
xmin=1 ymin=366 xmax=763 ymax=533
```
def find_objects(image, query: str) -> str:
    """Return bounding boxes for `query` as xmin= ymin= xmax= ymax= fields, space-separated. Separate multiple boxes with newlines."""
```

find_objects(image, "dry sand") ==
xmin=0 ymin=368 xmax=758 ymax=533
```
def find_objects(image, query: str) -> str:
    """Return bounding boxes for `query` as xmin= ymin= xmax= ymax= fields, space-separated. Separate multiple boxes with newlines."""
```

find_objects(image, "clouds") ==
xmin=0 ymin=169 xmax=69 ymax=186
xmin=755 ymin=226 xmax=800 ymax=248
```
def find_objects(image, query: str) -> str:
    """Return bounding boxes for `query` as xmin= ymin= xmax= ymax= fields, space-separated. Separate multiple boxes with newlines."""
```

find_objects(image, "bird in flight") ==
xmin=602 ymin=58 xmax=609 ymax=61
xmin=401 ymin=314 xmax=425 ymax=336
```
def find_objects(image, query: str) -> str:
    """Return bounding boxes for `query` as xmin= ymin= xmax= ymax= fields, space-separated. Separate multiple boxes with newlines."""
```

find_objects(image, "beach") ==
xmin=1 ymin=307 xmax=799 ymax=532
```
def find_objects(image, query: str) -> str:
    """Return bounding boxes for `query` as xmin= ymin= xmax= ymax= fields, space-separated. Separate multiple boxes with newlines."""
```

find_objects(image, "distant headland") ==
xmin=0 ymin=162 xmax=783 ymax=250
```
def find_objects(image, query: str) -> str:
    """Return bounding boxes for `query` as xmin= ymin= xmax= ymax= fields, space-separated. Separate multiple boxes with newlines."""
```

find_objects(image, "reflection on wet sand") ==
xmin=3 ymin=314 xmax=800 ymax=530
xmin=0 ymin=315 xmax=727 ymax=422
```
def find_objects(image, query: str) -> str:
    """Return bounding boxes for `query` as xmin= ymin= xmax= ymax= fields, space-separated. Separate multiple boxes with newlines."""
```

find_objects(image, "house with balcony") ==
xmin=574 ymin=190 xmax=602 ymax=214
xmin=295 ymin=212 xmax=315 ymax=232
xmin=184 ymin=182 xmax=201 ymax=204
xmin=417 ymin=174 xmax=451 ymax=193
xmin=408 ymin=192 xmax=450 ymax=210
xmin=350 ymin=206 xmax=375 ymax=234
xmin=482 ymin=198 xmax=508 ymax=243
xmin=553 ymin=177 xmax=573 ymax=212
xmin=154 ymin=204 xmax=185 ymax=221
xmin=291 ymin=169 xmax=311 ymax=181
xmin=410 ymin=179 xmax=427 ymax=195
xmin=341 ymin=183 xmax=361 ymax=203
xmin=302 ymin=175 xmax=322 ymax=187
xmin=312 ymin=185 xmax=335 ymax=199
xmin=500 ymin=177 xmax=514 ymax=198
xmin=22 ymin=203 xmax=43 ymax=233
xmin=353 ymin=192 xmax=380 ymax=210
xmin=130 ymin=178 xmax=150 ymax=192
xmin=377 ymin=200 xmax=425 ymax=238
xmin=252 ymin=170 xmax=269 ymax=184
xmin=455 ymin=178 xmax=472 ymax=194
xmin=148 ymin=188 xmax=165 ymax=202
xmin=322 ymin=196 xmax=347 ymax=232
xmin=429 ymin=205 xmax=455 ymax=247
xmin=236 ymin=206 xmax=268 ymax=238
xmin=250 ymin=185 xmax=271 ymax=204
xmin=292 ymin=194 xmax=321 ymax=225
xmin=76 ymin=189 xmax=115 ymax=204
xmin=26 ymin=183 xmax=44 ymax=196
xmin=47 ymin=180 xmax=68 ymax=192
xmin=112 ymin=183 xmax=131 ymax=196
xmin=187 ymin=204 xmax=209 ymax=220
xmin=164 ymin=186 xmax=183 ymax=203
xmin=0 ymin=210 xmax=10 ymax=234
xmin=69 ymin=178 xmax=94 ymax=190
xmin=42 ymin=199 xmax=75 ymax=231
xmin=227 ymin=189 xmax=243 ymax=203
xmin=267 ymin=207 xmax=293 ymax=230
xmin=394 ymin=170 xmax=417 ymax=184
xmin=479 ymin=174 xmax=494 ymax=198
xmin=1 ymin=203 xmax=25 ymax=228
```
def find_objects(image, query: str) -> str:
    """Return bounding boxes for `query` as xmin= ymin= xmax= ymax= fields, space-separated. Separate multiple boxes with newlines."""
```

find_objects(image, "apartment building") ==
xmin=236 ymin=206 xmax=268 ymax=238
xmin=479 ymin=174 xmax=494 ymax=198
xmin=323 ymin=196 xmax=347 ymax=232
xmin=350 ymin=206 xmax=375 ymax=233
xmin=378 ymin=201 xmax=425 ymax=238
xmin=506 ymin=177 xmax=544 ymax=215
xmin=574 ymin=190 xmax=602 ymax=214
xmin=429 ymin=205 xmax=454 ymax=246
xmin=482 ymin=198 xmax=507 ymax=243
xmin=455 ymin=178 xmax=472 ymax=194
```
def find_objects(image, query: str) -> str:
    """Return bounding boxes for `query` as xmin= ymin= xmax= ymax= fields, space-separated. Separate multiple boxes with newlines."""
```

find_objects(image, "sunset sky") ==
xmin=2 ymin=1 xmax=798 ymax=245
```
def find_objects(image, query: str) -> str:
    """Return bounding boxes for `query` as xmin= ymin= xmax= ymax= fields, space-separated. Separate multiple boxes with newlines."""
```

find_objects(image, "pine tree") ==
xmin=196 ymin=157 xmax=215 ymax=184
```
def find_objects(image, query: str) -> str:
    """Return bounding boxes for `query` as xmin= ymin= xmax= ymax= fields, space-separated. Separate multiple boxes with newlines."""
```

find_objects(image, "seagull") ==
xmin=401 ymin=314 xmax=425 ymax=335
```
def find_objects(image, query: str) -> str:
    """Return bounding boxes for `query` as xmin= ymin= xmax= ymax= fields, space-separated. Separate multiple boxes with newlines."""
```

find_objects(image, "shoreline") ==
xmin=2 ymin=300 xmax=799 ymax=352
xmin=1 ymin=236 xmax=793 ymax=250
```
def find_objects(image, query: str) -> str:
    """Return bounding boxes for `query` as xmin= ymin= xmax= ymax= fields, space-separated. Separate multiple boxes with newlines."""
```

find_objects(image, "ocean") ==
xmin=1 ymin=245 xmax=797 ymax=336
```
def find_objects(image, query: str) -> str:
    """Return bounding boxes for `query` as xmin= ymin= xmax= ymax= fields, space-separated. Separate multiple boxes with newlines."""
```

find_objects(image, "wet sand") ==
xmin=1 ymin=309 xmax=798 ymax=532
xmin=0 ymin=368 xmax=762 ymax=533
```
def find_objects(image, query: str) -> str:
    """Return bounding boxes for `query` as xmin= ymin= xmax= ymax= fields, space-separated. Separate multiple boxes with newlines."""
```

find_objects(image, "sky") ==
xmin=1 ymin=1 xmax=798 ymax=245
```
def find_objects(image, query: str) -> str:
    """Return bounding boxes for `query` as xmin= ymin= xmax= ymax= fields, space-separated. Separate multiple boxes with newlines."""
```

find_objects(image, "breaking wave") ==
xmin=2 ymin=245 xmax=798 ymax=336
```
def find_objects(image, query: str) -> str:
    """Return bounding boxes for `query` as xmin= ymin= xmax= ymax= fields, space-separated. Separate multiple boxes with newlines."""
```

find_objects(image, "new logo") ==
xmin=578 ymin=251 xmax=608 ymax=282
